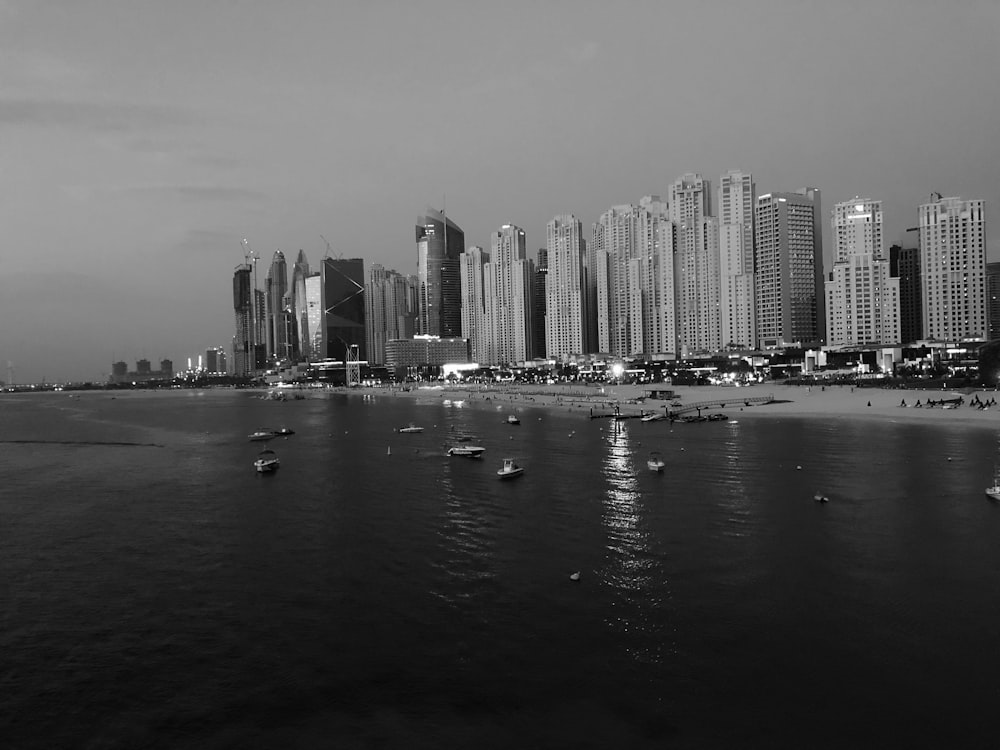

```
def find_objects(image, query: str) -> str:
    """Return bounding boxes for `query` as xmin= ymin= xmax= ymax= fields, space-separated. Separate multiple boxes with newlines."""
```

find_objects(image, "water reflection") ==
xmin=599 ymin=420 xmax=668 ymax=664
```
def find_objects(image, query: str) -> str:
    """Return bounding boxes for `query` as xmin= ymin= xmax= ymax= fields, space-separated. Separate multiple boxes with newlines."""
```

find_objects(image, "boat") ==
xmin=986 ymin=467 xmax=1000 ymax=500
xmin=506 ymin=415 xmax=520 ymax=425
xmin=647 ymin=451 xmax=665 ymax=472
xmin=640 ymin=413 xmax=664 ymax=422
xmin=254 ymin=448 xmax=280 ymax=473
xmin=275 ymin=427 xmax=295 ymax=436
xmin=398 ymin=424 xmax=424 ymax=433
xmin=447 ymin=445 xmax=486 ymax=458
xmin=497 ymin=458 xmax=524 ymax=479
xmin=248 ymin=429 xmax=279 ymax=441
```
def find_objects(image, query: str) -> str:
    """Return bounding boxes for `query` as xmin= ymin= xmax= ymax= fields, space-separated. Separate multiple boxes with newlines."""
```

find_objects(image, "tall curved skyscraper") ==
xmin=416 ymin=208 xmax=464 ymax=338
xmin=265 ymin=250 xmax=288 ymax=361
xmin=290 ymin=250 xmax=311 ymax=360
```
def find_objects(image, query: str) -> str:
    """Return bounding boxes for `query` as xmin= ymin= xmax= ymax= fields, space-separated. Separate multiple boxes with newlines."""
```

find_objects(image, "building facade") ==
xmin=366 ymin=264 xmax=416 ymax=366
xmin=670 ymin=174 xmax=719 ymax=354
xmin=891 ymin=244 xmax=922 ymax=344
xmin=384 ymin=335 xmax=469 ymax=368
xmin=545 ymin=215 xmax=588 ymax=360
xmin=484 ymin=225 xmax=534 ymax=364
xmin=459 ymin=246 xmax=490 ymax=363
xmin=320 ymin=257 xmax=366 ymax=362
xmin=718 ymin=170 xmax=756 ymax=350
xmin=918 ymin=196 xmax=987 ymax=342
xmin=825 ymin=198 xmax=900 ymax=346
xmin=754 ymin=192 xmax=821 ymax=348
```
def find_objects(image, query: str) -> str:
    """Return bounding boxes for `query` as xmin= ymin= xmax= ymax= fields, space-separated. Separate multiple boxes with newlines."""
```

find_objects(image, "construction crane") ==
xmin=320 ymin=234 xmax=341 ymax=260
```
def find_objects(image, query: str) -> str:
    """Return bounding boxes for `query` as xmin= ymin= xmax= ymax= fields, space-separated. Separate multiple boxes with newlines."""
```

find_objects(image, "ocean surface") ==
xmin=3 ymin=388 xmax=1000 ymax=748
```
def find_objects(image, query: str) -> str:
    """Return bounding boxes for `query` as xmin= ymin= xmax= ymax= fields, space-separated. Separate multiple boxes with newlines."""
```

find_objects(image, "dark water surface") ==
xmin=3 ymin=389 xmax=1000 ymax=748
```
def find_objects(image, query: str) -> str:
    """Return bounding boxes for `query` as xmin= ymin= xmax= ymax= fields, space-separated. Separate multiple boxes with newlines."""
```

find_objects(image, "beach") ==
xmin=336 ymin=381 xmax=1000 ymax=427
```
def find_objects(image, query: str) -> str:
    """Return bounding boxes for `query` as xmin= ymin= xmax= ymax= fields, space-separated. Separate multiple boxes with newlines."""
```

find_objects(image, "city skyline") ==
xmin=1 ymin=1 xmax=998 ymax=383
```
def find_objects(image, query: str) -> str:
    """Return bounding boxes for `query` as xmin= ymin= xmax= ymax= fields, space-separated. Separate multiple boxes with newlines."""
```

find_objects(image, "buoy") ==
xmin=569 ymin=572 xmax=581 ymax=582
xmin=387 ymin=446 xmax=391 ymax=456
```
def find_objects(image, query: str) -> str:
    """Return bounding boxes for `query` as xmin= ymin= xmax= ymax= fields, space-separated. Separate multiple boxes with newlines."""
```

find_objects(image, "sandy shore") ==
xmin=328 ymin=381 xmax=1000 ymax=428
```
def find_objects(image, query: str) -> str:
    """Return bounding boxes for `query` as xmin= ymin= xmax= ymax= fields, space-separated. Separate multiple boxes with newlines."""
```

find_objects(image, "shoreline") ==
xmin=330 ymin=382 xmax=1000 ymax=428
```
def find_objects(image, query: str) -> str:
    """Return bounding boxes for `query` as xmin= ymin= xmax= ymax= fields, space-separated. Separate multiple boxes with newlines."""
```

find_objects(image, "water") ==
xmin=3 ymin=389 xmax=1000 ymax=748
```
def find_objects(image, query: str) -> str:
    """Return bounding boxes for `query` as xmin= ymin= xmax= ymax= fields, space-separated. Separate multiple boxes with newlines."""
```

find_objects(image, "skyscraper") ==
xmin=484 ymin=225 xmax=533 ymax=364
xmin=232 ymin=263 xmax=253 ymax=375
xmin=460 ymin=246 xmax=490 ymax=364
xmin=754 ymin=192 xmax=821 ymax=348
xmin=545 ymin=216 xmax=588 ymax=360
xmin=919 ymin=196 xmax=987 ymax=342
xmin=290 ymin=250 xmax=311 ymax=361
xmin=890 ymin=244 xmax=922 ymax=344
xmin=264 ymin=251 xmax=288 ymax=361
xmin=797 ymin=186 xmax=825 ymax=343
xmin=321 ymin=257 xmax=366 ymax=362
xmin=670 ymin=174 xmax=720 ymax=354
xmin=825 ymin=198 xmax=900 ymax=346
xmin=591 ymin=198 xmax=674 ymax=358
xmin=416 ymin=209 xmax=465 ymax=338
xmin=718 ymin=170 xmax=756 ymax=349
xmin=533 ymin=248 xmax=547 ymax=359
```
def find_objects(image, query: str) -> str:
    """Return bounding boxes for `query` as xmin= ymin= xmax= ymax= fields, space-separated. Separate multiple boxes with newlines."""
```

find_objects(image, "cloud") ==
xmin=0 ymin=97 xmax=193 ymax=131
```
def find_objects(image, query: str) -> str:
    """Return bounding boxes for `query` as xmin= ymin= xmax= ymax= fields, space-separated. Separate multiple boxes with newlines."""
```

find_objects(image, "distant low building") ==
xmin=385 ymin=335 xmax=470 ymax=369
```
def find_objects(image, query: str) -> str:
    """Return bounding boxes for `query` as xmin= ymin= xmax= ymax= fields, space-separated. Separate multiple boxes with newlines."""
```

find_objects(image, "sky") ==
xmin=1 ymin=0 xmax=999 ymax=383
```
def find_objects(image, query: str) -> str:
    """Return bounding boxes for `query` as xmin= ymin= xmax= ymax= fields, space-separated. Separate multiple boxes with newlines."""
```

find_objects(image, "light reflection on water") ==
xmin=599 ymin=420 xmax=669 ymax=664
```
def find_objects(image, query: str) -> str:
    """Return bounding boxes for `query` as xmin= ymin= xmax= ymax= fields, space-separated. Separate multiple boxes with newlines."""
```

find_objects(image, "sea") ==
xmin=2 ymin=388 xmax=1000 ymax=749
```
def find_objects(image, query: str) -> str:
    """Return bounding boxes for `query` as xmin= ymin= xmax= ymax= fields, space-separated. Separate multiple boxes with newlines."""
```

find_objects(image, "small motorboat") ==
xmin=506 ymin=415 xmax=520 ymax=425
xmin=986 ymin=466 xmax=1000 ymax=501
xmin=497 ymin=458 xmax=524 ymax=479
xmin=647 ymin=451 xmax=665 ymax=472
xmin=248 ymin=429 xmax=278 ymax=442
xmin=275 ymin=427 xmax=295 ymax=436
xmin=254 ymin=448 xmax=280 ymax=473
xmin=447 ymin=445 xmax=486 ymax=458
xmin=398 ymin=424 xmax=424 ymax=433
xmin=640 ymin=413 xmax=664 ymax=422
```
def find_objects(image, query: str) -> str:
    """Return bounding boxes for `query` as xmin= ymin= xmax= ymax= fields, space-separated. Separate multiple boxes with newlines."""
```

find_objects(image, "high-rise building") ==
xmin=205 ymin=347 xmax=227 ymax=374
xmin=459 ymin=246 xmax=490 ymax=364
xmin=290 ymin=250 xmax=311 ymax=361
xmin=670 ymin=174 xmax=719 ymax=354
xmin=890 ymin=244 xmax=922 ymax=344
xmin=232 ymin=263 xmax=253 ymax=375
xmin=533 ymin=248 xmax=548 ymax=360
xmin=754 ymin=192 xmax=821 ymax=348
xmin=264 ymin=251 xmax=288 ymax=361
xmin=797 ymin=187 xmax=825 ymax=343
xmin=545 ymin=216 xmax=588 ymax=359
xmin=591 ymin=198 xmax=674 ymax=357
xmin=320 ymin=257 xmax=366 ymax=362
xmin=367 ymin=264 xmax=417 ymax=366
xmin=416 ymin=209 xmax=465 ymax=338
xmin=919 ymin=196 xmax=987 ymax=342
xmin=825 ymin=198 xmax=900 ymax=346
xmin=304 ymin=274 xmax=322 ymax=359
xmin=987 ymin=262 xmax=1000 ymax=341
xmin=719 ymin=170 xmax=756 ymax=349
xmin=484 ymin=225 xmax=534 ymax=364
